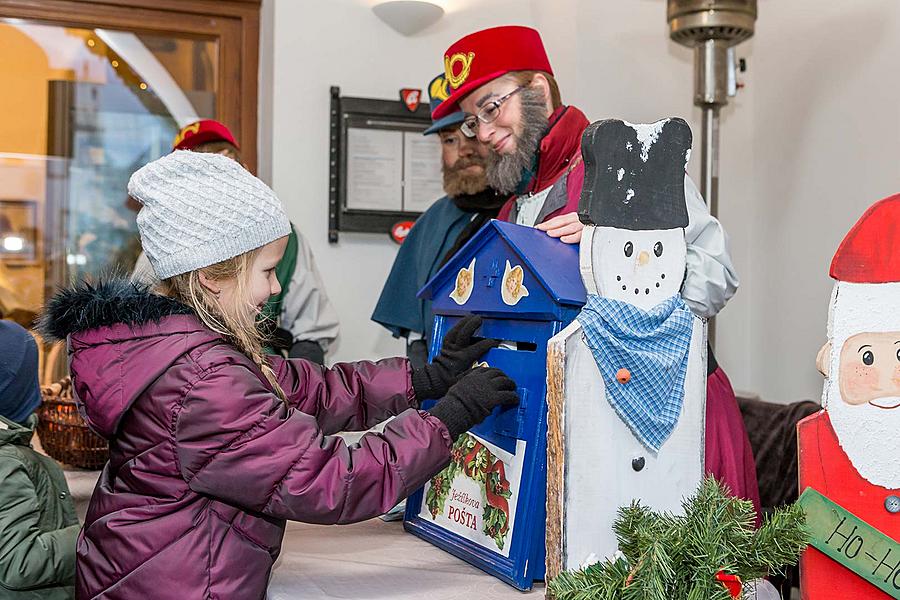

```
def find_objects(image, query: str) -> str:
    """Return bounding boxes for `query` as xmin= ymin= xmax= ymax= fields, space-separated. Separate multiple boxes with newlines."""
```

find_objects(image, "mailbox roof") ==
xmin=418 ymin=220 xmax=586 ymax=306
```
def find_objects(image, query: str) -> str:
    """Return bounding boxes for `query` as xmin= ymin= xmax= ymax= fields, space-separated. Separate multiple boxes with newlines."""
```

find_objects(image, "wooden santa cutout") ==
xmin=798 ymin=194 xmax=900 ymax=600
xmin=546 ymin=118 xmax=707 ymax=578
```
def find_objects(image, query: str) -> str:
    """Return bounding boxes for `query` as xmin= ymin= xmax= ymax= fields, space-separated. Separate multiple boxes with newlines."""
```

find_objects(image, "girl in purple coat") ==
xmin=39 ymin=151 xmax=517 ymax=600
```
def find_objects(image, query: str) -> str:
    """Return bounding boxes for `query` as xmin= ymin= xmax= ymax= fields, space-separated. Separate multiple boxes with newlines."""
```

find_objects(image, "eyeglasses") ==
xmin=460 ymin=86 xmax=525 ymax=138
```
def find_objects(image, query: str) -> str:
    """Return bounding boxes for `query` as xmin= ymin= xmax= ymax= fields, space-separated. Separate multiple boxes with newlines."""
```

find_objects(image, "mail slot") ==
xmin=403 ymin=220 xmax=585 ymax=591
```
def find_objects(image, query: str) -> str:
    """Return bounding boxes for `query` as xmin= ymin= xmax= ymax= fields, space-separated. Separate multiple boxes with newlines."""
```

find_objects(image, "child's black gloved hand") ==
xmin=428 ymin=367 xmax=519 ymax=440
xmin=411 ymin=315 xmax=499 ymax=401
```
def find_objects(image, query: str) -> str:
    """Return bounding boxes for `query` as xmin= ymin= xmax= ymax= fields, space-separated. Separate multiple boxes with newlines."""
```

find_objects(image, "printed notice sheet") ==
xmin=402 ymin=133 xmax=443 ymax=212
xmin=346 ymin=128 xmax=403 ymax=211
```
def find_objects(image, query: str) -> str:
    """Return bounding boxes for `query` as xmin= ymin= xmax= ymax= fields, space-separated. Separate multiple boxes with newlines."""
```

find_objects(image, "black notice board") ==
xmin=329 ymin=86 xmax=438 ymax=243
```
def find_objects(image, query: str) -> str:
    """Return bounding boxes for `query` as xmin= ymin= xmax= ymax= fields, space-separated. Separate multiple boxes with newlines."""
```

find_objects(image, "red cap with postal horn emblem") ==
xmin=172 ymin=119 xmax=240 ymax=152
xmin=431 ymin=25 xmax=553 ymax=120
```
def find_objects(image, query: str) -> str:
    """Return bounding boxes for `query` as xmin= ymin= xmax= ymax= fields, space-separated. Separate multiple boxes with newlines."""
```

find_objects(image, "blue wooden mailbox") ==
xmin=403 ymin=220 xmax=585 ymax=590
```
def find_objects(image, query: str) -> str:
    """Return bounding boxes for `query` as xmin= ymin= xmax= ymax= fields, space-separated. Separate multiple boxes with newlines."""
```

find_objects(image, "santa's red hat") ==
xmin=830 ymin=193 xmax=900 ymax=284
xmin=432 ymin=26 xmax=553 ymax=120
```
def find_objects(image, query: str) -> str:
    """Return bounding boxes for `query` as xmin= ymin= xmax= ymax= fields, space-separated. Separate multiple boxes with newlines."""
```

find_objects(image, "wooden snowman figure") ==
xmin=546 ymin=117 xmax=706 ymax=576
xmin=798 ymin=194 xmax=900 ymax=599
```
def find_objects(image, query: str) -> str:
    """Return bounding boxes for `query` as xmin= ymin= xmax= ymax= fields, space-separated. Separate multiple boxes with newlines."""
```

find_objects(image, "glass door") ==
xmin=0 ymin=1 xmax=258 ymax=382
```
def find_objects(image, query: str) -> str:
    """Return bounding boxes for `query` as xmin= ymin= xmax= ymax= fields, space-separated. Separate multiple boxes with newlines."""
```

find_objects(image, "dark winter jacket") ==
xmin=0 ymin=414 xmax=79 ymax=599
xmin=39 ymin=282 xmax=453 ymax=599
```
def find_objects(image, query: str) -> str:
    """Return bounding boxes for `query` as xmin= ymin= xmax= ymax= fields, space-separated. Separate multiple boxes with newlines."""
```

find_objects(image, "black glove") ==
xmin=428 ymin=367 xmax=519 ymax=440
xmin=411 ymin=315 xmax=499 ymax=401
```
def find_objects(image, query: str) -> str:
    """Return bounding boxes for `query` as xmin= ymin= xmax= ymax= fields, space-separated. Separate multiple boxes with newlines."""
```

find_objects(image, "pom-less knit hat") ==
xmin=0 ymin=320 xmax=41 ymax=424
xmin=128 ymin=151 xmax=291 ymax=279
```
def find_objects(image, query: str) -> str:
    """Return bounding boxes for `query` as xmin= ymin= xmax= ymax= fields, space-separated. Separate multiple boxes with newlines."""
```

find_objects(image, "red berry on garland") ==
xmin=715 ymin=571 xmax=743 ymax=598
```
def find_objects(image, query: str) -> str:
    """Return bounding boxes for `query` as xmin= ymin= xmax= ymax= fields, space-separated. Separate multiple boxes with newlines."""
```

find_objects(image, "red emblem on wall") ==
xmin=390 ymin=221 xmax=415 ymax=244
xmin=400 ymin=88 xmax=421 ymax=112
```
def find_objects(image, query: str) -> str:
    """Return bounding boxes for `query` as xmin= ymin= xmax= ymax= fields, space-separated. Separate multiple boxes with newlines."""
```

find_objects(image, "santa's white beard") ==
xmin=827 ymin=380 xmax=900 ymax=488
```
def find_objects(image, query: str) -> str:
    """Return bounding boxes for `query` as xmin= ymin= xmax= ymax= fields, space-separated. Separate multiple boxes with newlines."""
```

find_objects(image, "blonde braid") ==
xmin=160 ymin=250 xmax=287 ymax=403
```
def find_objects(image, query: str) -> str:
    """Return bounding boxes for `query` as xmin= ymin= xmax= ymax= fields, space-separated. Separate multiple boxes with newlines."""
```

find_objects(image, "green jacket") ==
xmin=0 ymin=414 xmax=79 ymax=599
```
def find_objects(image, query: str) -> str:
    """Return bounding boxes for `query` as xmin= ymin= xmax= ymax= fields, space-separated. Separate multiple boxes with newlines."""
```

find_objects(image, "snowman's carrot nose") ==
xmin=637 ymin=251 xmax=650 ymax=266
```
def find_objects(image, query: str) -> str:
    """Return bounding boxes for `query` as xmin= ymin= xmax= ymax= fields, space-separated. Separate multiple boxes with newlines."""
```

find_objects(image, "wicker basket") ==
xmin=37 ymin=377 xmax=108 ymax=470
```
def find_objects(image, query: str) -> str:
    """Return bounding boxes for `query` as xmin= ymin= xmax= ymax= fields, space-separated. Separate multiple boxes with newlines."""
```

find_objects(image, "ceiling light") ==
xmin=372 ymin=1 xmax=444 ymax=36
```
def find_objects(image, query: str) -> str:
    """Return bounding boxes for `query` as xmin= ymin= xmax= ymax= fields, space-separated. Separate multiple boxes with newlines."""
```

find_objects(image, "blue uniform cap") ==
xmin=423 ymin=73 xmax=467 ymax=136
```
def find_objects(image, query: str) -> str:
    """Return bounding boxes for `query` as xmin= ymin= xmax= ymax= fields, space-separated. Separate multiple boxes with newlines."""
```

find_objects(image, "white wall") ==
xmin=743 ymin=0 xmax=900 ymax=403
xmin=262 ymin=0 xmax=900 ymax=403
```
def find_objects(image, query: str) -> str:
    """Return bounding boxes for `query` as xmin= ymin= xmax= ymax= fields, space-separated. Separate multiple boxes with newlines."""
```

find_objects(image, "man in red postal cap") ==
xmin=131 ymin=119 xmax=340 ymax=364
xmin=436 ymin=25 xmax=759 ymax=514
xmin=799 ymin=193 xmax=900 ymax=600
xmin=171 ymin=118 xmax=242 ymax=160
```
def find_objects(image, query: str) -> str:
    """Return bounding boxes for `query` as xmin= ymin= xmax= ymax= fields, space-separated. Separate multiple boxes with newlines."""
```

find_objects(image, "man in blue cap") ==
xmin=373 ymin=74 xmax=504 ymax=368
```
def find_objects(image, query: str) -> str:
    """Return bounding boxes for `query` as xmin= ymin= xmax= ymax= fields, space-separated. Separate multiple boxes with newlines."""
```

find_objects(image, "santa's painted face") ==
xmin=838 ymin=331 xmax=900 ymax=409
xmin=824 ymin=282 xmax=900 ymax=487
xmin=819 ymin=195 xmax=900 ymax=487
xmin=589 ymin=227 xmax=686 ymax=311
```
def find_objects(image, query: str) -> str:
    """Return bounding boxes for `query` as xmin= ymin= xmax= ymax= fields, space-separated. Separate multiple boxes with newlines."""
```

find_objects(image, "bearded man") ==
xmin=373 ymin=74 xmax=505 ymax=368
xmin=434 ymin=26 xmax=759 ymax=513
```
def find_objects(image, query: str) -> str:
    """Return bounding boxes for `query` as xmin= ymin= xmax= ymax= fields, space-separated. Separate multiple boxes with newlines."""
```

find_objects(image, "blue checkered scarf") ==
xmin=577 ymin=294 xmax=693 ymax=452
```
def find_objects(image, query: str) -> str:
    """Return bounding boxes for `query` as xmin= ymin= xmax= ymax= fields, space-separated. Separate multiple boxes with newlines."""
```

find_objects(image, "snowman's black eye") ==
xmin=862 ymin=350 xmax=874 ymax=366
xmin=624 ymin=242 xmax=633 ymax=257
xmin=654 ymin=242 xmax=663 ymax=257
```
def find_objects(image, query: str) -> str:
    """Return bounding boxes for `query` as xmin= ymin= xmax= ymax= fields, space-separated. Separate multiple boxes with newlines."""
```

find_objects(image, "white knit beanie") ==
xmin=128 ymin=150 xmax=291 ymax=279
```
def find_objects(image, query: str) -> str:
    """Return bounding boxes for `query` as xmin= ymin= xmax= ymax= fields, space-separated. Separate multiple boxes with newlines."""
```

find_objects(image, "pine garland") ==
xmin=548 ymin=478 xmax=809 ymax=600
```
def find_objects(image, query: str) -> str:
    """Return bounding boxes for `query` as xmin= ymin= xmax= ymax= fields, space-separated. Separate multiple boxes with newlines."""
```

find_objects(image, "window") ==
xmin=0 ymin=0 xmax=259 ymax=381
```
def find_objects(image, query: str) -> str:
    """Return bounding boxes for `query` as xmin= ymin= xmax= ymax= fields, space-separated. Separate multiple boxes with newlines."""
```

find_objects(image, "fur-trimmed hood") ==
xmin=38 ymin=280 xmax=220 ymax=438
xmin=38 ymin=279 xmax=193 ymax=341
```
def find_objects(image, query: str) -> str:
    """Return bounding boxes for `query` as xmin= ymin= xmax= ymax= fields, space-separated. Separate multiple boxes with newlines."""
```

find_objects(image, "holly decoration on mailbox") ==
xmin=425 ymin=433 xmax=513 ymax=550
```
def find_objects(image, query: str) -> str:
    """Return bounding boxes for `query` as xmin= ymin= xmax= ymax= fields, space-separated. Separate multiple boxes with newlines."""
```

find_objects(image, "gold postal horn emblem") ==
xmin=444 ymin=52 xmax=475 ymax=89
xmin=430 ymin=76 xmax=451 ymax=102
xmin=173 ymin=122 xmax=201 ymax=147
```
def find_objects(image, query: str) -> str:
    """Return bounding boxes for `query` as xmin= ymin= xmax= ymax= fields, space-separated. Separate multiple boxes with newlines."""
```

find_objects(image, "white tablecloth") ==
xmin=268 ymin=518 xmax=543 ymax=600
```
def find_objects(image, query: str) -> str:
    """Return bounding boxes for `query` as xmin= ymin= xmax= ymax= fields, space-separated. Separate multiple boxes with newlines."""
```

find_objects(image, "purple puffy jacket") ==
xmin=40 ymin=282 xmax=452 ymax=599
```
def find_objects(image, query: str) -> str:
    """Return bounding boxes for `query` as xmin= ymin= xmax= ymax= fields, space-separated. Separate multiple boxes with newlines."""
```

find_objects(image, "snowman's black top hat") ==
xmin=578 ymin=117 xmax=692 ymax=231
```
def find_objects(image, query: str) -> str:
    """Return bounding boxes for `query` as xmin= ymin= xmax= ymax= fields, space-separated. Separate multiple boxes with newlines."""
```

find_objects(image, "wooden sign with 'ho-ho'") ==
xmin=545 ymin=118 xmax=707 ymax=580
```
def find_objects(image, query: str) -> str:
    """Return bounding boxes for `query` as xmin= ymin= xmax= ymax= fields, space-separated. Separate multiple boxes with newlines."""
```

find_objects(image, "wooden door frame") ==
xmin=0 ymin=0 xmax=261 ymax=171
